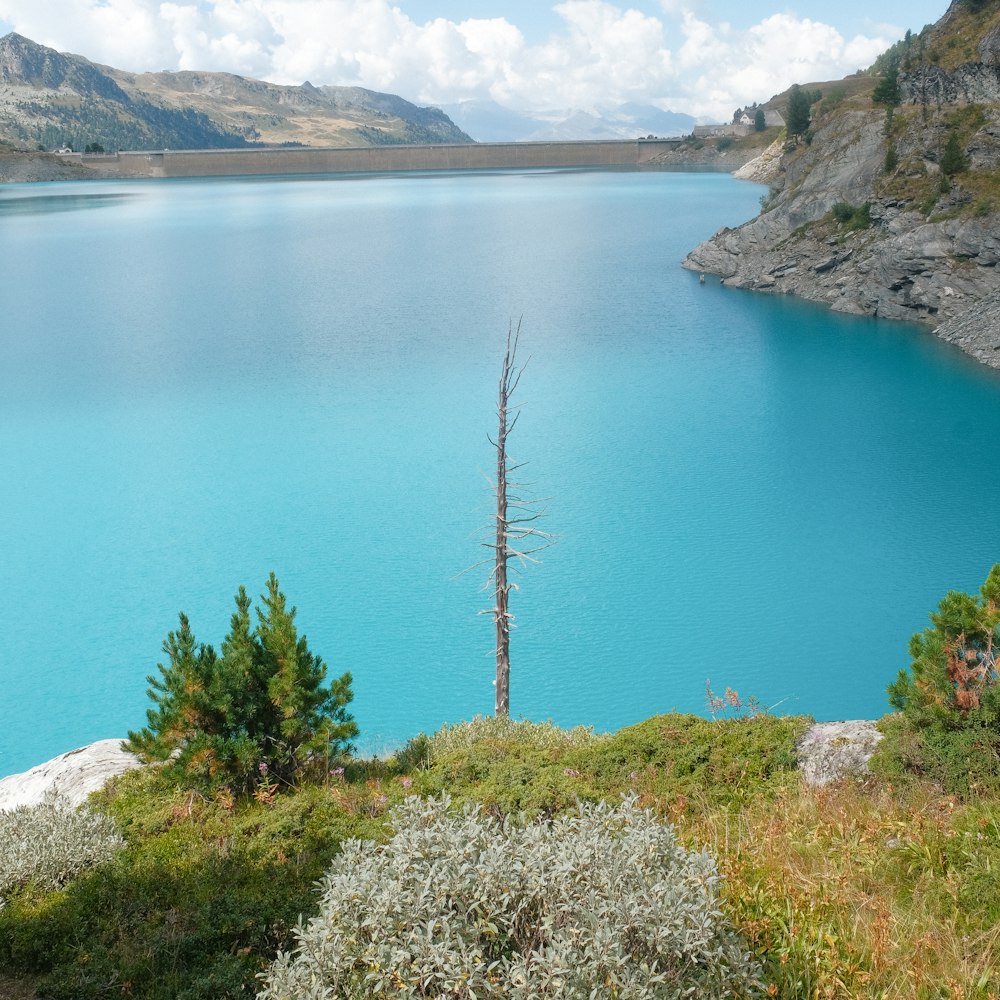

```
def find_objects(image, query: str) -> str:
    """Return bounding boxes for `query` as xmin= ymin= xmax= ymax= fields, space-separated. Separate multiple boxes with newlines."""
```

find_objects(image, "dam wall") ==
xmin=71 ymin=139 xmax=682 ymax=180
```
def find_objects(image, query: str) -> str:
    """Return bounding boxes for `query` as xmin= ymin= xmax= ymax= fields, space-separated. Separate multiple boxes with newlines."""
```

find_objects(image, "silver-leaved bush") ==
xmin=0 ymin=794 xmax=125 ymax=907
xmin=258 ymin=794 xmax=762 ymax=999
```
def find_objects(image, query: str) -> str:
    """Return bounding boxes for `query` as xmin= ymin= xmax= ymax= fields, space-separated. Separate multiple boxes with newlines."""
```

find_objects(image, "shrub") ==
xmin=583 ymin=714 xmax=806 ymax=804
xmin=831 ymin=202 xmax=854 ymax=223
xmin=0 ymin=795 xmax=124 ymax=905
xmin=941 ymin=131 xmax=968 ymax=177
xmin=819 ymin=88 xmax=846 ymax=115
xmin=425 ymin=714 xmax=599 ymax=760
xmin=878 ymin=564 xmax=1000 ymax=794
xmin=0 ymin=773 xmax=384 ymax=1000
xmin=890 ymin=565 xmax=1000 ymax=723
xmin=830 ymin=202 xmax=872 ymax=231
xmin=416 ymin=713 xmax=807 ymax=819
xmin=258 ymin=795 xmax=763 ymax=999
xmin=127 ymin=574 xmax=357 ymax=793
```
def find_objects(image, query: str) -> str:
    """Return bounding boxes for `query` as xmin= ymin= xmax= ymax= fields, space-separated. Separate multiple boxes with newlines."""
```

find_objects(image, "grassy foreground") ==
xmin=2 ymin=712 xmax=999 ymax=999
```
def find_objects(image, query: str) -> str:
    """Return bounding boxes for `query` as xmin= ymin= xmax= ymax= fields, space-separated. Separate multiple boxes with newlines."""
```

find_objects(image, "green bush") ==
xmin=258 ymin=795 xmax=764 ymax=999
xmin=877 ymin=565 xmax=1000 ymax=795
xmin=0 ymin=795 xmax=124 ymax=906
xmin=127 ymin=573 xmax=356 ymax=793
xmin=425 ymin=714 xmax=599 ymax=760
xmin=830 ymin=202 xmax=872 ymax=231
xmin=819 ymin=88 xmax=846 ymax=115
xmin=584 ymin=714 xmax=807 ymax=803
xmin=415 ymin=714 xmax=807 ymax=818
xmin=831 ymin=202 xmax=854 ymax=223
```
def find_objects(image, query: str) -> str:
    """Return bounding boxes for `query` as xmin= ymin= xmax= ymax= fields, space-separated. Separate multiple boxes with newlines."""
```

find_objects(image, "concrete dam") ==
xmin=68 ymin=139 xmax=683 ymax=180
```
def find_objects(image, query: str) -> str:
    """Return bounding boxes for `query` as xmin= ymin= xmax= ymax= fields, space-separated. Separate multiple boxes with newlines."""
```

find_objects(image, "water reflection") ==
xmin=0 ymin=192 xmax=138 ymax=216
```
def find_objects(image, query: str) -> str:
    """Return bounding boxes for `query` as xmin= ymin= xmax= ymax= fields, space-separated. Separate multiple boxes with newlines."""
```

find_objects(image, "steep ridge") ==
xmin=0 ymin=33 xmax=471 ymax=152
xmin=684 ymin=1 xmax=1000 ymax=370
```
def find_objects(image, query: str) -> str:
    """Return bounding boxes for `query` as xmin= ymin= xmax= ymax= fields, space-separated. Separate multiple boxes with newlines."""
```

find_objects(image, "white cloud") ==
xmin=0 ymin=0 xmax=900 ymax=118
xmin=670 ymin=12 xmax=891 ymax=116
xmin=0 ymin=0 xmax=174 ymax=68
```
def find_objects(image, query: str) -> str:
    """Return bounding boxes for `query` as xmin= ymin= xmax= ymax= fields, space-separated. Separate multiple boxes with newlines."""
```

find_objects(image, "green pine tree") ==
xmin=873 ymin=57 xmax=901 ymax=108
xmin=940 ymin=130 xmax=968 ymax=177
xmin=785 ymin=85 xmax=812 ymax=139
xmin=127 ymin=575 xmax=357 ymax=791
xmin=889 ymin=564 xmax=1000 ymax=725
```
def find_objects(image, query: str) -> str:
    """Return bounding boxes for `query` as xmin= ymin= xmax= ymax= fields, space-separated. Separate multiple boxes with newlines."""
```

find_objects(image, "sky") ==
xmin=0 ymin=1 xmax=949 ymax=119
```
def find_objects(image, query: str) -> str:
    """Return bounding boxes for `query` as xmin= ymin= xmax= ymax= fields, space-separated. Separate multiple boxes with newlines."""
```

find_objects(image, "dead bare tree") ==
xmin=482 ymin=321 xmax=552 ymax=716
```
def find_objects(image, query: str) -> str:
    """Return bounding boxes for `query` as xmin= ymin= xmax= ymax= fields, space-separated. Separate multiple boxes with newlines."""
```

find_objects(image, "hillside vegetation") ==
xmin=1 ymin=709 xmax=999 ymax=999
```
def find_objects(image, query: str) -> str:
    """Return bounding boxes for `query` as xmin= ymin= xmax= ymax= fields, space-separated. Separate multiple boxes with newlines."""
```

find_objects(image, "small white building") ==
xmin=692 ymin=123 xmax=751 ymax=139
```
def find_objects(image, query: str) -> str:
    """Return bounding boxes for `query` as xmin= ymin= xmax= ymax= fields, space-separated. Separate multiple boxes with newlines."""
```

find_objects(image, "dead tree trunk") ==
xmin=494 ymin=332 xmax=516 ymax=716
xmin=487 ymin=322 xmax=550 ymax=717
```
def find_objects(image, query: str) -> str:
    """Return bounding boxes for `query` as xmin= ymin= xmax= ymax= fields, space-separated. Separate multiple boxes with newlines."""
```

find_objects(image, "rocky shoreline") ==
xmin=685 ymin=188 xmax=1000 ymax=370
xmin=683 ymin=3 xmax=1000 ymax=373
xmin=0 ymin=147 xmax=93 ymax=183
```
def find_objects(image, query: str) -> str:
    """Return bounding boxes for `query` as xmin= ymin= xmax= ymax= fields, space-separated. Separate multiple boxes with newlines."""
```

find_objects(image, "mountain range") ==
xmin=0 ymin=32 xmax=472 ymax=151
xmin=0 ymin=31 xmax=704 ymax=153
xmin=440 ymin=100 xmax=698 ymax=142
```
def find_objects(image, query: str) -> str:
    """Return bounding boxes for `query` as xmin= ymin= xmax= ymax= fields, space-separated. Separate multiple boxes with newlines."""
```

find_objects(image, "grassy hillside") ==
xmin=2 ymin=711 xmax=999 ymax=999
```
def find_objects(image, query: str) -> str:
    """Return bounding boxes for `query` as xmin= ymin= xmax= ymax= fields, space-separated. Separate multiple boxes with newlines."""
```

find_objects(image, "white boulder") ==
xmin=0 ymin=740 xmax=142 ymax=811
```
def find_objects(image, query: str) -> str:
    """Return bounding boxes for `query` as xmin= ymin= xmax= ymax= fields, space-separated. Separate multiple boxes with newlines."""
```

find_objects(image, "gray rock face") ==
xmin=936 ymin=285 xmax=1000 ymax=363
xmin=0 ymin=740 xmax=140 ymax=811
xmin=980 ymin=22 xmax=1000 ymax=65
xmin=901 ymin=63 xmax=1000 ymax=106
xmin=683 ymin=86 xmax=1000 ymax=369
xmin=796 ymin=721 xmax=883 ymax=787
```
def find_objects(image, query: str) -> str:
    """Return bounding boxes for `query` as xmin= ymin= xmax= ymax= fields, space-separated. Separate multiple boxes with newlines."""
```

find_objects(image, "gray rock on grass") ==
xmin=796 ymin=721 xmax=883 ymax=787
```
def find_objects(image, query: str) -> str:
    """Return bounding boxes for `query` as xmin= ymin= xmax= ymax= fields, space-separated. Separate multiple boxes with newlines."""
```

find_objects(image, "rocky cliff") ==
xmin=684 ymin=1 xmax=1000 ymax=370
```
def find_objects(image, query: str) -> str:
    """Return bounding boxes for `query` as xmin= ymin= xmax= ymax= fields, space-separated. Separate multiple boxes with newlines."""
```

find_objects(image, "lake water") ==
xmin=2 ymin=167 xmax=1000 ymax=778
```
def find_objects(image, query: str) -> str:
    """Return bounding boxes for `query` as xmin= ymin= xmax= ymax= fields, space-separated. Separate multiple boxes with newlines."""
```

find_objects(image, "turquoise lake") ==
xmin=2 ymin=168 xmax=1000 ymax=777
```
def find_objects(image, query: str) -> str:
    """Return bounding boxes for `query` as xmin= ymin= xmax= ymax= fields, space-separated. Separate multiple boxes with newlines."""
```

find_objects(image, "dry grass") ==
xmin=680 ymin=780 xmax=1000 ymax=998
xmin=924 ymin=3 xmax=1000 ymax=73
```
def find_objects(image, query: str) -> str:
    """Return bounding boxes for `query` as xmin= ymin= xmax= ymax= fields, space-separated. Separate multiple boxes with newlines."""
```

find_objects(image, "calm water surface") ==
xmin=2 ymin=168 xmax=999 ymax=776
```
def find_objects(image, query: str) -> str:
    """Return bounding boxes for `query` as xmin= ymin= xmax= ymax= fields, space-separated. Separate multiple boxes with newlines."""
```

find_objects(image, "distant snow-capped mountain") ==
xmin=440 ymin=100 xmax=698 ymax=142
